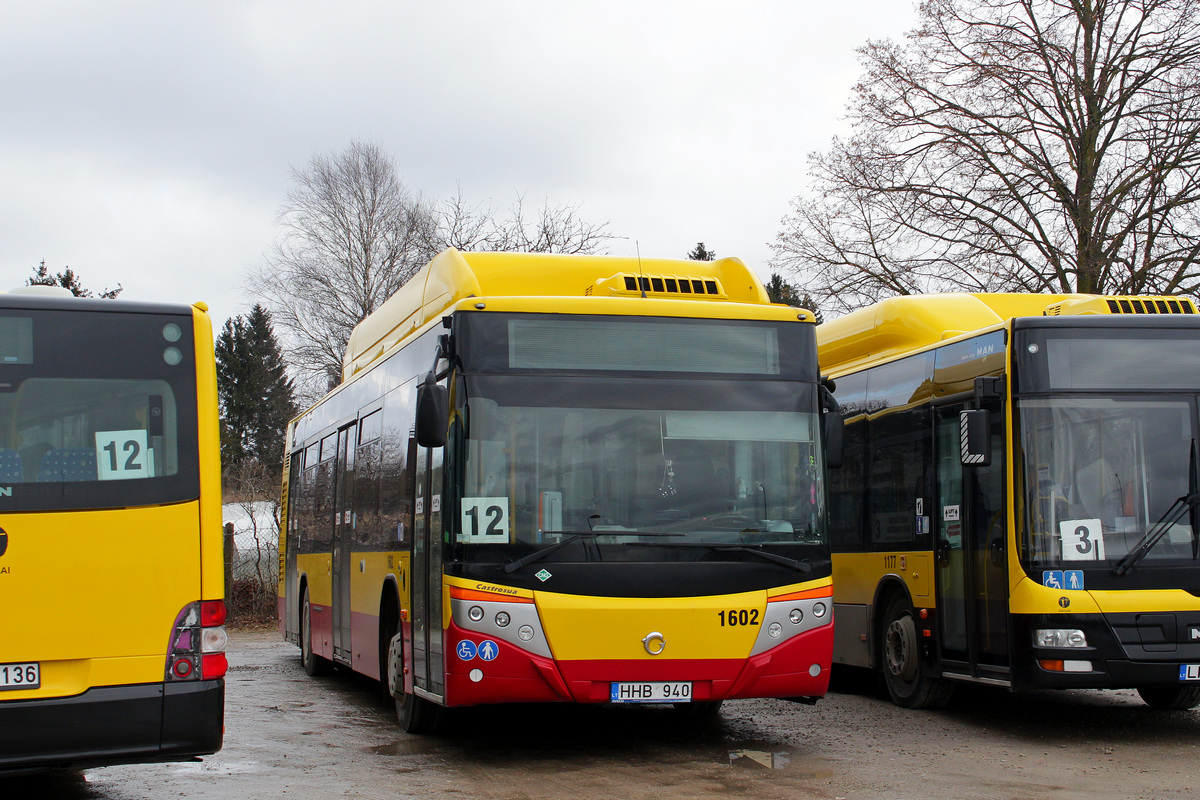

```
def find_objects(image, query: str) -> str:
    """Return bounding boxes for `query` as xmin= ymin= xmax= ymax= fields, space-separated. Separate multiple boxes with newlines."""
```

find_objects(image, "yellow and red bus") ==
xmin=279 ymin=248 xmax=838 ymax=731
xmin=819 ymin=293 xmax=1200 ymax=709
xmin=0 ymin=288 xmax=226 ymax=771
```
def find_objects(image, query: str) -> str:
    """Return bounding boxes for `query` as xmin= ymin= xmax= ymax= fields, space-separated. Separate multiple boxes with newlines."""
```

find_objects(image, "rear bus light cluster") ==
xmin=166 ymin=600 xmax=228 ymax=681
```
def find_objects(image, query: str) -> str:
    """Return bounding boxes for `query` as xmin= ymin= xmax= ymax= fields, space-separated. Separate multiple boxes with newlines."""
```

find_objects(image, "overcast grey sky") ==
xmin=0 ymin=1 xmax=917 ymax=328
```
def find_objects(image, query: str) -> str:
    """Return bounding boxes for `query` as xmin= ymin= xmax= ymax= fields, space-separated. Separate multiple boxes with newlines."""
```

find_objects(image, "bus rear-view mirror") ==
xmin=415 ymin=372 xmax=448 ymax=448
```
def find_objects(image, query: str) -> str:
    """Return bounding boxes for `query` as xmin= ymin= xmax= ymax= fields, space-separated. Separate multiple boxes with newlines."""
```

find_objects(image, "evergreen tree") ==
xmin=685 ymin=243 xmax=716 ymax=261
xmin=28 ymin=260 xmax=122 ymax=298
xmin=765 ymin=272 xmax=824 ymax=323
xmin=216 ymin=304 xmax=297 ymax=474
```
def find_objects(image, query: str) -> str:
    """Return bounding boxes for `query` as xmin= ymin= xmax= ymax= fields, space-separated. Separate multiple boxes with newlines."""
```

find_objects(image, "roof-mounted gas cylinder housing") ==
xmin=340 ymin=248 xmax=807 ymax=381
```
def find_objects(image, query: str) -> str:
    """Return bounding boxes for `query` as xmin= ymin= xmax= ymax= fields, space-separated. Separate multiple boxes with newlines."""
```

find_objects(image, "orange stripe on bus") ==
xmin=768 ymin=586 xmax=833 ymax=602
xmin=449 ymin=586 xmax=536 ymax=603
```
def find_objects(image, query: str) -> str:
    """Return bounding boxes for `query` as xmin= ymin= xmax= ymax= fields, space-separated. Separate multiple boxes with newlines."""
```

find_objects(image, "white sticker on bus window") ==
xmin=1060 ymin=519 xmax=1104 ymax=561
xmin=95 ymin=430 xmax=151 ymax=481
xmin=459 ymin=497 xmax=510 ymax=544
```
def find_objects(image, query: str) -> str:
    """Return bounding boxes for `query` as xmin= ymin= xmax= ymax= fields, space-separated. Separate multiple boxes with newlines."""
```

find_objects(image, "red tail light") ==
xmin=201 ymin=599 xmax=227 ymax=627
xmin=166 ymin=600 xmax=228 ymax=681
xmin=202 ymin=653 xmax=229 ymax=679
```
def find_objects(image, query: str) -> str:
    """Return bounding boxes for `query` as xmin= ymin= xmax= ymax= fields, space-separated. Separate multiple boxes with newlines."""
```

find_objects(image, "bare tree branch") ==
xmin=249 ymin=141 xmax=437 ymax=388
xmin=773 ymin=0 xmax=1200 ymax=310
xmin=252 ymin=144 xmax=618 ymax=388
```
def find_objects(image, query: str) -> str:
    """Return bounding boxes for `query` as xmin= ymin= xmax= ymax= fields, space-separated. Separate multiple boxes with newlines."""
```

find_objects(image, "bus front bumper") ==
xmin=442 ymin=621 xmax=834 ymax=707
xmin=0 ymin=679 xmax=223 ymax=772
xmin=1012 ymin=612 xmax=1200 ymax=691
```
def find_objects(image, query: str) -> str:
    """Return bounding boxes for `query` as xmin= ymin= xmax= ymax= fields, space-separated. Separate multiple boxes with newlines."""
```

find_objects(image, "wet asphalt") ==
xmin=4 ymin=628 xmax=1200 ymax=799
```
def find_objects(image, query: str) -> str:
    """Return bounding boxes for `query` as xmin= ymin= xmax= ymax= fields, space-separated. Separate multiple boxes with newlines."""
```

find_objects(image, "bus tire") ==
xmin=378 ymin=592 xmax=400 ymax=702
xmin=396 ymin=687 xmax=442 ymax=734
xmin=387 ymin=630 xmax=441 ymax=734
xmin=1136 ymin=685 xmax=1200 ymax=710
xmin=880 ymin=594 xmax=953 ymax=709
xmin=300 ymin=586 xmax=331 ymax=677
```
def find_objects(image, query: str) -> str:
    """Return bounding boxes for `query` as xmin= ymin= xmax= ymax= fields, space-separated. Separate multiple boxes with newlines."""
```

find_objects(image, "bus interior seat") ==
xmin=0 ymin=449 xmax=22 ymax=482
xmin=38 ymin=448 xmax=98 ymax=482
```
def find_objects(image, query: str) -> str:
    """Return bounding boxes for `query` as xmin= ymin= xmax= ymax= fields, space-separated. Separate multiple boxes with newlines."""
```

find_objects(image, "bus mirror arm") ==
xmin=974 ymin=375 xmax=1005 ymax=403
xmin=432 ymin=333 xmax=455 ymax=381
xmin=820 ymin=383 xmax=844 ymax=469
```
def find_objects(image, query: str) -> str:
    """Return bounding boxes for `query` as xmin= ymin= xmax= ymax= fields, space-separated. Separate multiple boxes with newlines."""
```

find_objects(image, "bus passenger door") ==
xmin=410 ymin=439 xmax=446 ymax=699
xmin=332 ymin=423 xmax=356 ymax=666
xmin=934 ymin=405 xmax=1009 ymax=682
xmin=284 ymin=452 xmax=302 ymax=641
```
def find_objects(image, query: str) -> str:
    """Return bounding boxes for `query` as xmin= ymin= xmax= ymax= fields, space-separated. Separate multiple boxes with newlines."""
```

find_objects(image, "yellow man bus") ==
xmin=819 ymin=293 xmax=1200 ymax=709
xmin=279 ymin=248 xmax=839 ymax=732
xmin=0 ymin=288 xmax=226 ymax=771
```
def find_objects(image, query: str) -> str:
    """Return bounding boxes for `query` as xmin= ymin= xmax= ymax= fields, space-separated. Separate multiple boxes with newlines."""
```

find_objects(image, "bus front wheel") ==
xmin=880 ymin=595 xmax=953 ymax=709
xmin=300 ymin=587 xmax=331 ymax=677
xmin=387 ymin=632 xmax=441 ymax=734
xmin=1137 ymin=685 xmax=1200 ymax=710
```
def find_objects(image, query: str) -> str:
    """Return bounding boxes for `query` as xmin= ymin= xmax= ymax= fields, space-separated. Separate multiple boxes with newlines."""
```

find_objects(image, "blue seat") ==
xmin=38 ymin=448 xmax=98 ymax=482
xmin=0 ymin=449 xmax=22 ymax=482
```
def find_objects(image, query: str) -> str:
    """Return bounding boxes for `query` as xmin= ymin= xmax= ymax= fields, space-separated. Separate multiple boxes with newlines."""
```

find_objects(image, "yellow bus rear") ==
xmin=0 ymin=291 xmax=225 ymax=771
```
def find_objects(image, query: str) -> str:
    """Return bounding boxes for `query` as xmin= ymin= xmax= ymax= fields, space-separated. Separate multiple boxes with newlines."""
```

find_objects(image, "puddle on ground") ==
xmin=726 ymin=749 xmax=834 ymax=779
xmin=371 ymin=740 xmax=445 ymax=757
xmin=729 ymin=749 xmax=790 ymax=769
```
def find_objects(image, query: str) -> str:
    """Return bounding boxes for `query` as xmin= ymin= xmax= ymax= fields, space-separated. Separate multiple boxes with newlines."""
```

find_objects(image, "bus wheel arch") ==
xmin=876 ymin=589 xmax=953 ymax=709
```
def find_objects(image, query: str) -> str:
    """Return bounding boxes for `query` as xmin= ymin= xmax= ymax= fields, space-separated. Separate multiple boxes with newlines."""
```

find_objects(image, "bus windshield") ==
xmin=1018 ymin=396 xmax=1198 ymax=569
xmin=456 ymin=376 xmax=826 ymax=565
xmin=0 ymin=307 xmax=200 ymax=511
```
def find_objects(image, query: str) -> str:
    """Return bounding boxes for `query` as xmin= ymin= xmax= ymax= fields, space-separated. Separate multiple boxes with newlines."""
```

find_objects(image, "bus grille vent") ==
xmin=1105 ymin=297 xmax=1196 ymax=314
xmin=617 ymin=274 xmax=724 ymax=297
xmin=1045 ymin=296 xmax=1197 ymax=316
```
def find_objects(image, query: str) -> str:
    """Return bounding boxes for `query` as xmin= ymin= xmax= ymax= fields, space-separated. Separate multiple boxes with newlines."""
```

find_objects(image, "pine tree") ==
xmin=765 ymin=273 xmax=824 ymax=323
xmin=216 ymin=304 xmax=296 ymax=474
xmin=686 ymin=243 xmax=716 ymax=261
xmin=245 ymin=305 xmax=296 ymax=471
xmin=28 ymin=260 xmax=122 ymax=298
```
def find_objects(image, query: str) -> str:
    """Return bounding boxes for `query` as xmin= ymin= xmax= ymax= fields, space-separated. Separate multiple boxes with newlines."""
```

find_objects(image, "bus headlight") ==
xmin=1035 ymin=628 xmax=1087 ymax=648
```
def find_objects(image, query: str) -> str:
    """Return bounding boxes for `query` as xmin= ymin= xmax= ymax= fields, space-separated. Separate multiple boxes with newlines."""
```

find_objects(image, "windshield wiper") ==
xmin=622 ymin=541 xmax=813 ymax=573
xmin=502 ymin=531 xmax=682 ymax=573
xmin=710 ymin=544 xmax=813 ymax=573
xmin=1113 ymin=440 xmax=1200 ymax=576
